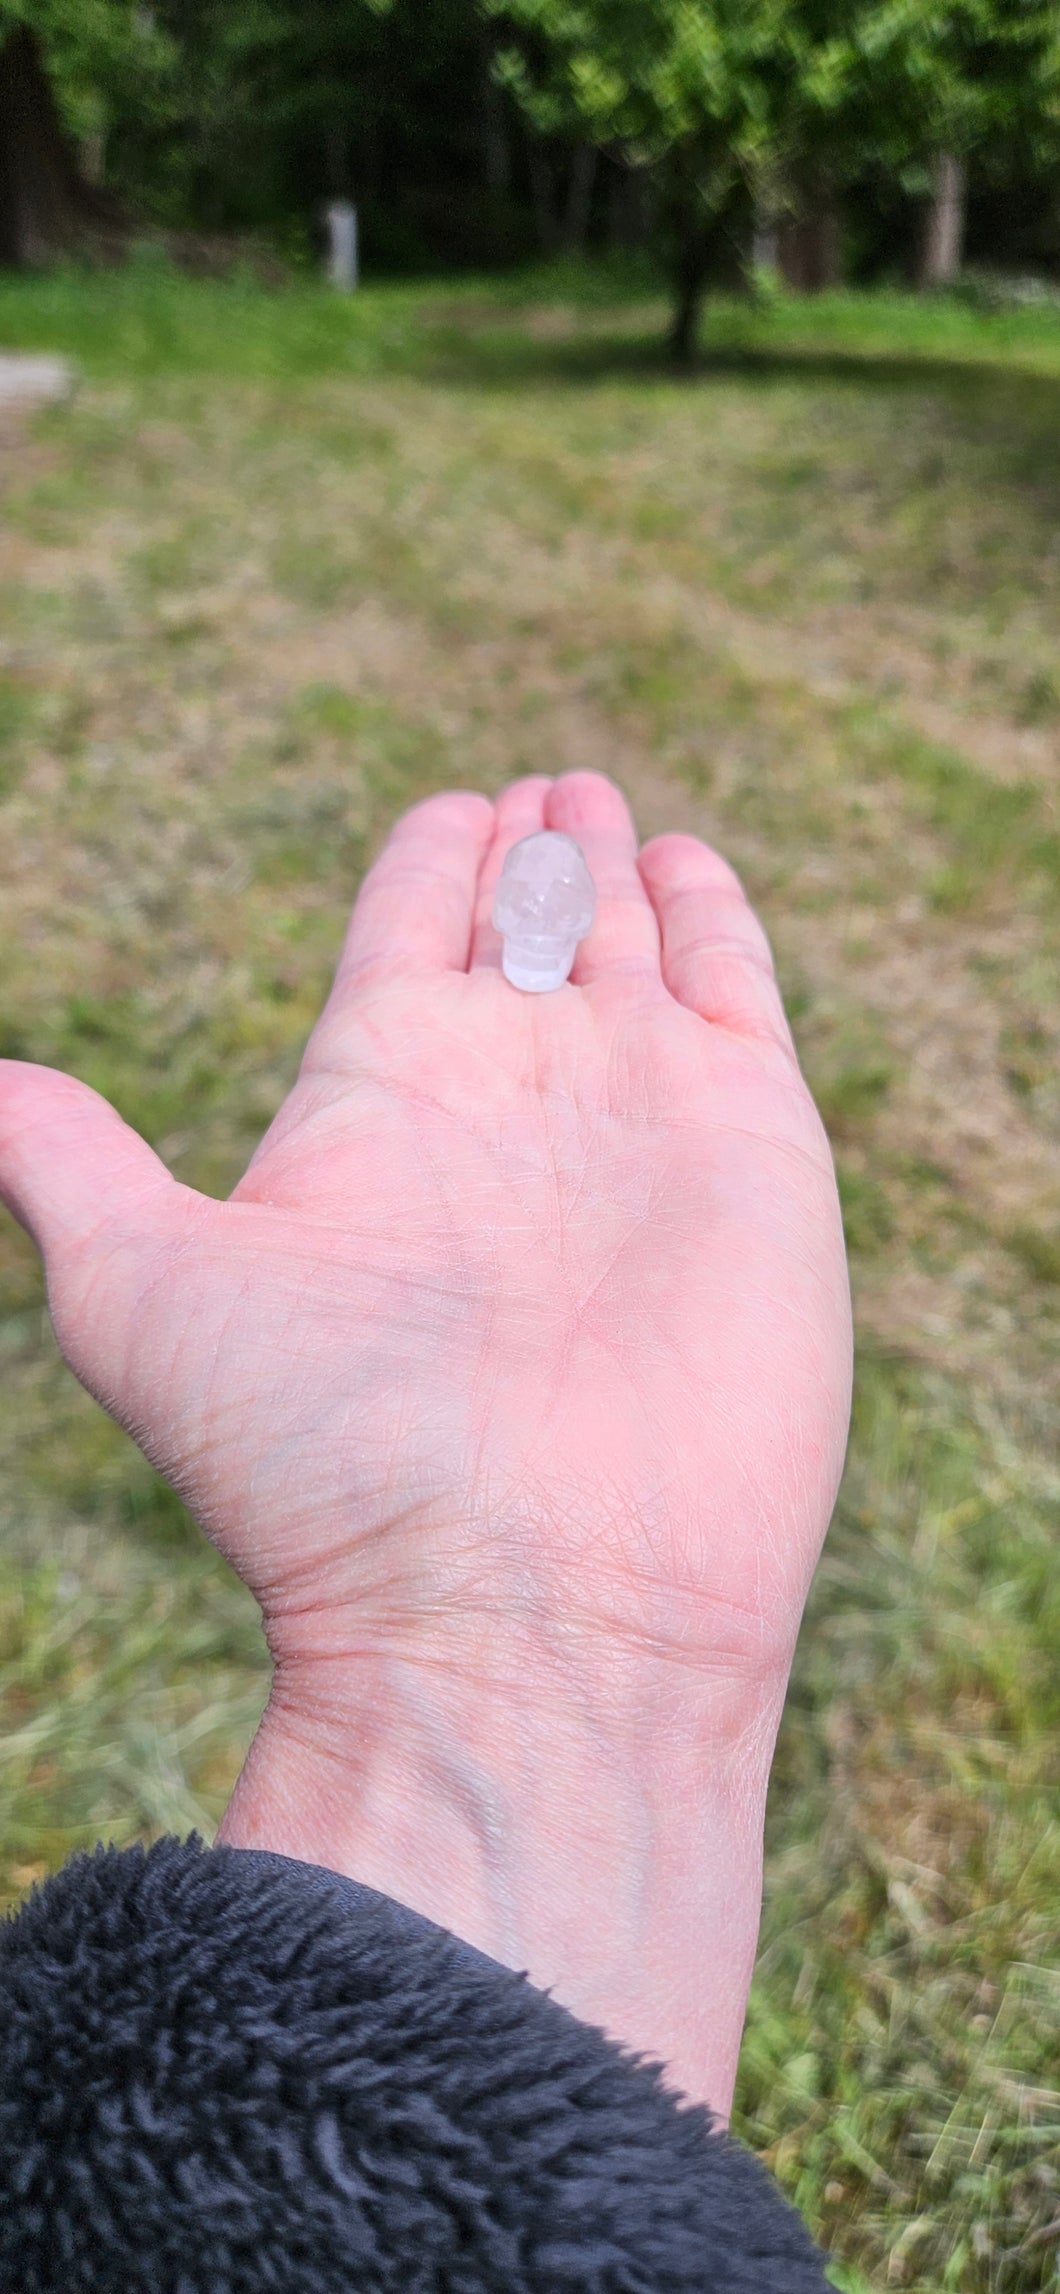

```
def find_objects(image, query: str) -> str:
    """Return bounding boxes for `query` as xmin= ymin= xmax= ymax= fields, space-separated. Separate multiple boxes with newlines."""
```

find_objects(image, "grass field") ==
xmin=0 ymin=263 xmax=1057 ymax=2292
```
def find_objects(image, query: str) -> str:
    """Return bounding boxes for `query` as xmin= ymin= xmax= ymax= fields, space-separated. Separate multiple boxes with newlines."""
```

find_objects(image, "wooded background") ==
xmin=2 ymin=0 xmax=1060 ymax=352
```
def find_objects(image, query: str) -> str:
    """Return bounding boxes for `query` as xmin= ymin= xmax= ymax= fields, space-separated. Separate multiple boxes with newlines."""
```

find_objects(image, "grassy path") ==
xmin=0 ymin=273 xmax=1057 ymax=2291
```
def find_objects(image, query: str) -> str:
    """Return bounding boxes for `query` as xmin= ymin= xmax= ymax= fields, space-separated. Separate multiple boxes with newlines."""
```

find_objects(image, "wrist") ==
xmin=215 ymin=1629 xmax=789 ymax=2120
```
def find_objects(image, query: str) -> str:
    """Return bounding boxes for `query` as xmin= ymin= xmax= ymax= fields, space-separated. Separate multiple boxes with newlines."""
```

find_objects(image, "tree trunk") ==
xmin=563 ymin=144 xmax=597 ymax=254
xmin=668 ymin=223 xmax=709 ymax=365
xmin=920 ymin=151 xmax=966 ymax=287
xmin=482 ymin=49 xmax=510 ymax=198
xmin=607 ymin=162 xmax=633 ymax=253
xmin=606 ymin=162 xmax=653 ymax=256
xmin=777 ymin=196 xmax=842 ymax=293
xmin=631 ymin=169 xmax=656 ymax=251
xmin=0 ymin=26 xmax=114 ymax=268
xmin=323 ymin=125 xmax=350 ymax=199
xmin=527 ymin=140 xmax=560 ymax=255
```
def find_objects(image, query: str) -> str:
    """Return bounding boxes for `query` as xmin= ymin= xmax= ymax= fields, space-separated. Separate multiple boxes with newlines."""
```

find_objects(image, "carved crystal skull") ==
xmin=491 ymin=830 xmax=597 ymax=992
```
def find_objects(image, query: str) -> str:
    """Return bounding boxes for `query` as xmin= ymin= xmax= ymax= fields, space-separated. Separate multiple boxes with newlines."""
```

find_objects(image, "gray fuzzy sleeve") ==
xmin=0 ymin=1832 xmax=833 ymax=2293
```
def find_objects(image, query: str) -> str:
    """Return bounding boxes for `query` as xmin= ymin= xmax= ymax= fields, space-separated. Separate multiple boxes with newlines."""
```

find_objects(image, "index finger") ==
xmin=322 ymin=788 xmax=496 ymax=1011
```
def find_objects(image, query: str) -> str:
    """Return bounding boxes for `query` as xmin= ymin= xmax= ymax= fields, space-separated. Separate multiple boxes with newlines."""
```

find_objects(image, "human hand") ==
xmin=0 ymin=771 xmax=851 ymax=2114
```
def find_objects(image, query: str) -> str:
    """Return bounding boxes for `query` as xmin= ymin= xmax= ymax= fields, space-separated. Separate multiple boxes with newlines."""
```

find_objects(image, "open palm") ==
xmin=0 ymin=772 xmax=851 ymax=1710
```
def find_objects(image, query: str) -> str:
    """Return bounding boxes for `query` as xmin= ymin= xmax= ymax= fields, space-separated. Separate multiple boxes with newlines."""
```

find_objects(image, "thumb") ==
xmin=0 ymin=1059 xmax=189 ymax=1394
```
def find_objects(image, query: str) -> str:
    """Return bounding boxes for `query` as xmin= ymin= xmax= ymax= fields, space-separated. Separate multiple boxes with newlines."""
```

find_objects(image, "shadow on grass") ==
xmin=422 ymin=315 xmax=1060 ymax=413
xmin=418 ymin=317 xmax=1060 ymax=493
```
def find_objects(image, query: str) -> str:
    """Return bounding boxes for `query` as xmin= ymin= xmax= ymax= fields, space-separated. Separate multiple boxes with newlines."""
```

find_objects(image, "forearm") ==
xmin=215 ymin=1631 xmax=789 ymax=2121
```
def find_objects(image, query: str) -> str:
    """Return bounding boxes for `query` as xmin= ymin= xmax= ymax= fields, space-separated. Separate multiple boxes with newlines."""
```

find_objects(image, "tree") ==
xmin=0 ymin=0 xmax=173 ymax=265
xmin=484 ymin=0 xmax=807 ymax=361
xmin=911 ymin=0 xmax=1060 ymax=286
xmin=488 ymin=0 xmax=1060 ymax=350
xmin=0 ymin=22 xmax=95 ymax=265
xmin=795 ymin=0 xmax=1060 ymax=290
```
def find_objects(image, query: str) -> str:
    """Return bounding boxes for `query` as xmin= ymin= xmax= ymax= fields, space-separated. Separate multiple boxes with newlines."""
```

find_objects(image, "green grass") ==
xmin=745 ymin=1351 xmax=1059 ymax=2291
xmin=1 ymin=266 xmax=1058 ymax=2291
xmin=3 ymin=252 xmax=1060 ymax=382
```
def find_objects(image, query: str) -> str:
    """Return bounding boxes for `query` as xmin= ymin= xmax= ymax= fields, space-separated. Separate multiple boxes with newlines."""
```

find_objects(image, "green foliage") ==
xmin=489 ymin=0 xmax=796 ymax=164
xmin=0 ymin=0 xmax=175 ymax=144
xmin=801 ymin=0 xmax=1060 ymax=187
xmin=490 ymin=0 xmax=1060 ymax=190
xmin=488 ymin=0 xmax=803 ymax=235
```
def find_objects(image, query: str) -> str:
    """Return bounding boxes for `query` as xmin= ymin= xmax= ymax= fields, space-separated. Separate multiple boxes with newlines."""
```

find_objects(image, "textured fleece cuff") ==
xmin=0 ymin=1832 xmax=832 ymax=2292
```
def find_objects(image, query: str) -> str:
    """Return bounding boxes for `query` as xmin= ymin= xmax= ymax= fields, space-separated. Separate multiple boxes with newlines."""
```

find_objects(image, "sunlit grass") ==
xmin=1 ymin=268 xmax=1058 ymax=2291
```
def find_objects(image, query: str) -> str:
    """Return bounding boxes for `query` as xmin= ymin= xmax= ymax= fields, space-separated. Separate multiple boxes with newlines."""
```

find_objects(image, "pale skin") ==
xmin=0 ymin=770 xmax=852 ymax=2121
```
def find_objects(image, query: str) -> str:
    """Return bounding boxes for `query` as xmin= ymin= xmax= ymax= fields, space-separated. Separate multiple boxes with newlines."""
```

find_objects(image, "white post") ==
xmin=326 ymin=200 xmax=359 ymax=292
xmin=921 ymin=154 xmax=966 ymax=288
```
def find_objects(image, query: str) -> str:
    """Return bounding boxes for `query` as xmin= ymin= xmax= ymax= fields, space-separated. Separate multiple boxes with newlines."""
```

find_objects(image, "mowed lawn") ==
xmin=0 ymin=268 xmax=1057 ymax=2293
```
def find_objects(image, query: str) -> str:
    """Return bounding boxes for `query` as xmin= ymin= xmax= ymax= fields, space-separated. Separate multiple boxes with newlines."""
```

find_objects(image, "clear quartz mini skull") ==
xmin=491 ymin=830 xmax=597 ymax=992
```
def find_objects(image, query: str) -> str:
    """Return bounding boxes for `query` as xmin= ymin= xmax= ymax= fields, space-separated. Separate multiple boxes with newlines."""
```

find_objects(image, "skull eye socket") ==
xmin=507 ymin=889 xmax=554 ymax=927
